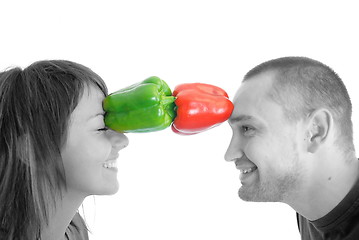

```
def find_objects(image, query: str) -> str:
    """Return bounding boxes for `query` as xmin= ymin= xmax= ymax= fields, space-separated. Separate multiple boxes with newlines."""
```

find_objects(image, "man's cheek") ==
xmin=245 ymin=143 xmax=260 ymax=162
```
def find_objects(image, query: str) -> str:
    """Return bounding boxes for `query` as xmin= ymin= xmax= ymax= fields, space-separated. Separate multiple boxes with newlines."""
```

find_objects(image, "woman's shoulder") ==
xmin=66 ymin=212 xmax=89 ymax=240
xmin=0 ymin=227 xmax=6 ymax=237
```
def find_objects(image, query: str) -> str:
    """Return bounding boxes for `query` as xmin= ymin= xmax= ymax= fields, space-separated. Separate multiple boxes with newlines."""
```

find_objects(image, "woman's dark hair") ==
xmin=0 ymin=60 xmax=107 ymax=239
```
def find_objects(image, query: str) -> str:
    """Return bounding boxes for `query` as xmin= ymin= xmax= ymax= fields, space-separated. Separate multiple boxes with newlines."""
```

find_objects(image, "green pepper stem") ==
xmin=161 ymin=95 xmax=176 ymax=105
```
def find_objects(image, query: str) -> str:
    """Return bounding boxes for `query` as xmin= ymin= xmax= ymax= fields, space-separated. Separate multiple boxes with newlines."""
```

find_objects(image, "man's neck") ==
xmin=288 ymin=155 xmax=359 ymax=221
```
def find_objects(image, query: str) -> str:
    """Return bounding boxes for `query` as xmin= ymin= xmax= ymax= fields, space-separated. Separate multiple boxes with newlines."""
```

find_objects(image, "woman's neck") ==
xmin=41 ymin=190 xmax=85 ymax=240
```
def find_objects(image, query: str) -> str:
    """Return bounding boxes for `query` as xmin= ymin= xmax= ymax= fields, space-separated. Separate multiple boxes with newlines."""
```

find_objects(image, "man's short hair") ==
xmin=243 ymin=56 xmax=354 ymax=153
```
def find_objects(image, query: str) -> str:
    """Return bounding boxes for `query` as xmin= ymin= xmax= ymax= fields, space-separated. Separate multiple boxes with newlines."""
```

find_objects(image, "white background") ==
xmin=1 ymin=1 xmax=359 ymax=239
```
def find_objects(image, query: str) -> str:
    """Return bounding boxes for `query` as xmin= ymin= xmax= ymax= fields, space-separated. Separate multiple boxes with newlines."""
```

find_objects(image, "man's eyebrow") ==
xmin=229 ymin=115 xmax=255 ymax=124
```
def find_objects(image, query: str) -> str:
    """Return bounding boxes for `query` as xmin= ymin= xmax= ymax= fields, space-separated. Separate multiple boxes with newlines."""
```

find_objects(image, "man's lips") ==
xmin=238 ymin=166 xmax=258 ymax=174
xmin=235 ymin=160 xmax=258 ymax=174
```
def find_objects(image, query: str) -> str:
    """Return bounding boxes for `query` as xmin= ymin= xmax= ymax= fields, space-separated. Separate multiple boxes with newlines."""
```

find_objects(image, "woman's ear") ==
xmin=306 ymin=109 xmax=332 ymax=153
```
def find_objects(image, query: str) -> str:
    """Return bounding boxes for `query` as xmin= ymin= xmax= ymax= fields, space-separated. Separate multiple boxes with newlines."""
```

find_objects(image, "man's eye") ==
xmin=242 ymin=126 xmax=251 ymax=132
xmin=241 ymin=126 xmax=255 ymax=136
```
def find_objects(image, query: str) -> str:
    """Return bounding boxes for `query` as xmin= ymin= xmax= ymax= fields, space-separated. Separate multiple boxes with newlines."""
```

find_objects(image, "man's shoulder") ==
xmin=296 ymin=213 xmax=323 ymax=240
xmin=296 ymin=206 xmax=359 ymax=240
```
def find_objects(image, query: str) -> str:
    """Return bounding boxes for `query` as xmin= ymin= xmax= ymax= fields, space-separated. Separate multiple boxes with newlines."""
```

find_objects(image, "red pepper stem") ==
xmin=161 ymin=95 xmax=176 ymax=105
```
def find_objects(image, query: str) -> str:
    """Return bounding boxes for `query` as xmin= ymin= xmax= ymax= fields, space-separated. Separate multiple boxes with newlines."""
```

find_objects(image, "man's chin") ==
xmin=238 ymin=190 xmax=261 ymax=202
xmin=238 ymin=187 xmax=257 ymax=201
xmin=238 ymin=186 xmax=280 ymax=202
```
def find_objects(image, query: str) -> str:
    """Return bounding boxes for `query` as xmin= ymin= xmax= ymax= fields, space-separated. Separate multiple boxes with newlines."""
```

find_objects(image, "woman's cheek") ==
xmin=88 ymin=134 xmax=113 ymax=161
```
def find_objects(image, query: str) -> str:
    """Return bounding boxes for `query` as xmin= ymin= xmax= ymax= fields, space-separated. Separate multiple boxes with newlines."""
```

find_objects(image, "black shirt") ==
xmin=297 ymin=177 xmax=359 ymax=240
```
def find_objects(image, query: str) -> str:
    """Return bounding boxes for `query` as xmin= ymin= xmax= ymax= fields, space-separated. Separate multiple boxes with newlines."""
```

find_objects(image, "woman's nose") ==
xmin=107 ymin=129 xmax=129 ymax=150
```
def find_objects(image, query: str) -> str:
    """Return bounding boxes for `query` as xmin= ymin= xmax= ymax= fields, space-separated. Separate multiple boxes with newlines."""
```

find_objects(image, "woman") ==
xmin=0 ymin=60 xmax=129 ymax=239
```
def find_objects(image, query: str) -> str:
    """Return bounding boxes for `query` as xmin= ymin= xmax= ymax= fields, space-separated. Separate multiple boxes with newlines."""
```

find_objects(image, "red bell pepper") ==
xmin=171 ymin=83 xmax=234 ymax=135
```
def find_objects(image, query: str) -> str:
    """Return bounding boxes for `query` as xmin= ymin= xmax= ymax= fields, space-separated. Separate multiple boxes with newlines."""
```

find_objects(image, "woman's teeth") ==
xmin=103 ymin=162 xmax=117 ymax=169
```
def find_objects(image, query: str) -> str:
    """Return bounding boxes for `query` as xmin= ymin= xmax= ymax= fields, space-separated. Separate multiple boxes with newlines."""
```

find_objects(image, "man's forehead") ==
xmin=229 ymin=71 xmax=285 ymax=126
xmin=236 ymin=72 xmax=275 ymax=98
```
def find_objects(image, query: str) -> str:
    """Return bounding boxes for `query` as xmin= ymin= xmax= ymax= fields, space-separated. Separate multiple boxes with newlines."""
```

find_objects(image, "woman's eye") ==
xmin=98 ymin=127 xmax=109 ymax=132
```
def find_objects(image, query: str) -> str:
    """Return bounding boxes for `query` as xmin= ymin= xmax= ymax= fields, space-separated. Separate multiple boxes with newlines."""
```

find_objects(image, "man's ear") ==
xmin=306 ymin=109 xmax=333 ymax=153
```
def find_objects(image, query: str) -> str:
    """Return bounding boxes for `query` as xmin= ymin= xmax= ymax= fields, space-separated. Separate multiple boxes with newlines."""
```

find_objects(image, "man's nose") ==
xmin=107 ymin=129 xmax=129 ymax=151
xmin=224 ymin=134 xmax=243 ymax=162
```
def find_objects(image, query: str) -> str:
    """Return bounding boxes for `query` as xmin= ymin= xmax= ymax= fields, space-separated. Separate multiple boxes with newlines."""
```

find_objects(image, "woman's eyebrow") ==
xmin=87 ymin=112 xmax=105 ymax=121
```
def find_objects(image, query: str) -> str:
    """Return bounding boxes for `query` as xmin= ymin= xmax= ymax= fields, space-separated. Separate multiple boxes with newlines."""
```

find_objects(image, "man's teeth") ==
xmin=239 ymin=166 xmax=257 ymax=174
xmin=103 ymin=162 xmax=117 ymax=169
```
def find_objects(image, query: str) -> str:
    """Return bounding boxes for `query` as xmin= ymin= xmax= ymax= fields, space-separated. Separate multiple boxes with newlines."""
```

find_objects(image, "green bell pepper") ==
xmin=103 ymin=76 xmax=176 ymax=133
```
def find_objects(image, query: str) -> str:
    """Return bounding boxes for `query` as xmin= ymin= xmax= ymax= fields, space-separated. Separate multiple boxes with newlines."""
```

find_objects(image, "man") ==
xmin=225 ymin=56 xmax=359 ymax=239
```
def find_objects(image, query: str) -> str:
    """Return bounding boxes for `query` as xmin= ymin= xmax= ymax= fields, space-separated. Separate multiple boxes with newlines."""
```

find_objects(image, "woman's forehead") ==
xmin=69 ymin=85 xmax=105 ymax=123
